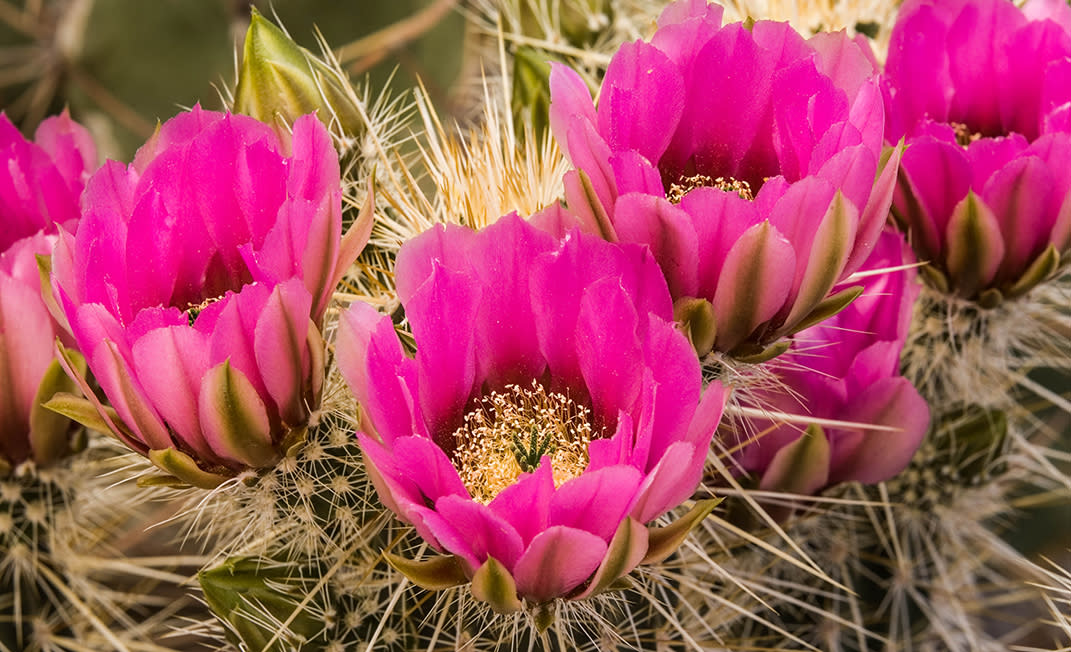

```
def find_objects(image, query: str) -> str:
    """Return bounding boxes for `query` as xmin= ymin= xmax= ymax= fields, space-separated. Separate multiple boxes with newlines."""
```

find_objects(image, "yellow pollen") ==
xmin=951 ymin=122 xmax=982 ymax=148
xmin=186 ymin=295 xmax=224 ymax=325
xmin=668 ymin=174 xmax=753 ymax=203
xmin=451 ymin=381 xmax=596 ymax=504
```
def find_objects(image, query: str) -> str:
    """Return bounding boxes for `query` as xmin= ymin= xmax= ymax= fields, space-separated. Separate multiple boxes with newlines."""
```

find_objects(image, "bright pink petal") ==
xmin=640 ymin=314 xmax=702 ymax=463
xmin=392 ymin=435 xmax=469 ymax=503
xmin=576 ymin=277 xmax=643 ymax=427
xmin=0 ymin=273 xmax=54 ymax=454
xmin=807 ymin=30 xmax=877 ymax=102
xmin=884 ymin=5 xmax=954 ymax=141
xmin=678 ymin=188 xmax=762 ymax=300
xmin=489 ymin=462 xmax=554 ymax=546
xmin=337 ymin=301 xmax=422 ymax=445
xmin=130 ymin=325 xmax=213 ymax=461
xmin=549 ymin=465 xmax=643 ymax=541
xmin=598 ymin=40 xmax=685 ymax=164
xmin=897 ymin=136 xmax=973 ymax=261
xmin=432 ymin=495 xmax=526 ymax=571
xmin=831 ymin=378 xmax=930 ymax=484
xmin=393 ymin=223 xmax=476 ymax=305
xmin=610 ymin=150 xmax=664 ymax=197
xmin=981 ymin=155 xmax=1054 ymax=283
xmin=513 ymin=526 xmax=607 ymax=602
xmin=33 ymin=110 xmax=97 ymax=194
xmin=469 ymin=216 xmax=555 ymax=387
xmin=409 ymin=263 xmax=480 ymax=442
xmin=630 ymin=441 xmax=702 ymax=523
xmin=613 ymin=193 xmax=699 ymax=299
xmin=252 ymin=280 xmax=313 ymax=425
xmin=549 ymin=63 xmax=598 ymax=166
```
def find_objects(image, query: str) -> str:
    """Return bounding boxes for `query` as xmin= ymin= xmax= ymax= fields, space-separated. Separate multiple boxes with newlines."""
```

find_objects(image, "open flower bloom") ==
xmin=549 ymin=0 xmax=901 ymax=359
xmin=338 ymin=215 xmax=725 ymax=608
xmin=0 ymin=112 xmax=96 ymax=471
xmin=885 ymin=0 xmax=1071 ymax=304
xmin=50 ymin=107 xmax=365 ymax=488
xmin=735 ymin=231 xmax=929 ymax=494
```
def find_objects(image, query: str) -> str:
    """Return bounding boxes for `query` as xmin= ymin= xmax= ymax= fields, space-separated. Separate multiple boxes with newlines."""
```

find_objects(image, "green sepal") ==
xmin=674 ymin=297 xmax=717 ymax=358
xmin=383 ymin=552 xmax=468 ymax=592
xmin=977 ymin=287 xmax=1003 ymax=309
xmin=920 ymin=264 xmax=951 ymax=293
xmin=136 ymin=474 xmax=190 ymax=488
xmin=199 ymin=556 xmax=325 ymax=652
xmin=577 ymin=169 xmax=618 ymax=242
xmin=533 ymin=602 xmax=556 ymax=634
xmin=758 ymin=424 xmax=831 ymax=497
xmin=574 ymin=516 xmax=648 ymax=600
xmin=35 ymin=254 xmax=68 ymax=332
xmin=470 ymin=556 xmax=522 ymax=614
xmin=790 ymin=285 xmax=864 ymax=335
xmin=1004 ymin=245 xmax=1060 ymax=299
xmin=281 ymin=426 xmax=309 ymax=459
xmin=43 ymin=392 xmax=135 ymax=442
xmin=29 ymin=355 xmax=85 ymax=466
xmin=781 ymin=190 xmax=856 ymax=332
xmin=0 ymin=456 xmax=12 ymax=477
xmin=732 ymin=339 xmax=791 ymax=364
xmin=642 ymin=498 xmax=722 ymax=565
xmin=945 ymin=190 xmax=1003 ymax=299
xmin=201 ymin=360 xmax=278 ymax=469
xmin=147 ymin=448 xmax=231 ymax=490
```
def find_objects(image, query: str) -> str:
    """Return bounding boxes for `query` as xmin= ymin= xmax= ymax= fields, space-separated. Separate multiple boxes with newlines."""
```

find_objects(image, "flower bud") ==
xmin=234 ymin=8 xmax=364 ymax=139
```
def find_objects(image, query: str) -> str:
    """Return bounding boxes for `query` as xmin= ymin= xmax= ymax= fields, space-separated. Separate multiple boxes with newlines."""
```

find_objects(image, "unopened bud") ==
xmin=235 ymin=8 xmax=364 ymax=138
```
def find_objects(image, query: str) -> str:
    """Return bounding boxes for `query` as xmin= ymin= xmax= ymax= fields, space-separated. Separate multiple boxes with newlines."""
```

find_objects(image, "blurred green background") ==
xmin=0 ymin=0 xmax=465 ymax=160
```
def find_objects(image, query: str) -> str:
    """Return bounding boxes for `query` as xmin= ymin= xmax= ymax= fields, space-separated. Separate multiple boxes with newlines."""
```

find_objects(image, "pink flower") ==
xmin=0 ymin=111 xmax=97 ymax=469
xmin=51 ymin=106 xmax=362 ymax=487
xmin=549 ymin=0 xmax=900 ymax=358
xmin=735 ymin=231 xmax=929 ymax=494
xmin=0 ymin=111 xmax=96 ymax=252
xmin=338 ymin=215 xmax=725 ymax=607
xmin=885 ymin=0 xmax=1071 ymax=303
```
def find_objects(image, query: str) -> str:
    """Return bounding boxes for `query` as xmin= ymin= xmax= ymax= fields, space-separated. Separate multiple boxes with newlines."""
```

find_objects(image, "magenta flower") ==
xmin=885 ymin=0 xmax=1071 ymax=303
xmin=549 ymin=0 xmax=901 ymax=359
xmin=0 ymin=112 xmax=96 ymax=470
xmin=735 ymin=230 xmax=929 ymax=494
xmin=0 ymin=111 xmax=96 ymax=252
xmin=50 ymin=106 xmax=365 ymax=487
xmin=338 ymin=215 xmax=725 ymax=609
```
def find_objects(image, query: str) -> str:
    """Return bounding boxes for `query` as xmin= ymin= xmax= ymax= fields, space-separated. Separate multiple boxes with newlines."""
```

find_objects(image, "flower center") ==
xmin=450 ymin=382 xmax=596 ymax=504
xmin=667 ymin=174 xmax=753 ymax=203
xmin=186 ymin=295 xmax=225 ymax=325
xmin=951 ymin=122 xmax=982 ymax=148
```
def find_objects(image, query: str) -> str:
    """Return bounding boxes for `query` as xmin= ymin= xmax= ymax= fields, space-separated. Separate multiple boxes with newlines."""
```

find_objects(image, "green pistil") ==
xmin=511 ymin=425 xmax=557 ymax=473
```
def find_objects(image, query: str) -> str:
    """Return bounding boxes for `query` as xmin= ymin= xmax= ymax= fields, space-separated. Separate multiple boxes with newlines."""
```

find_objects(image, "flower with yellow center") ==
xmin=339 ymin=215 xmax=726 ymax=608
xmin=452 ymin=382 xmax=596 ymax=504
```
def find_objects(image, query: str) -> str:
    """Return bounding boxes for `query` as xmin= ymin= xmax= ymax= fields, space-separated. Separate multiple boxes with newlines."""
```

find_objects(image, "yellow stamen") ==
xmin=668 ymin=174 xmax=753 ymax=203
xmin=186 ymin=296 xmax=224 ymax=325
xmin=951 ymin=122 xmax=982 ymax=148
xmin=451 ymin=381 xmax=596 ymax=504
